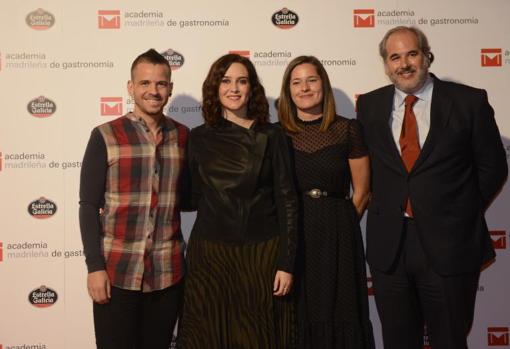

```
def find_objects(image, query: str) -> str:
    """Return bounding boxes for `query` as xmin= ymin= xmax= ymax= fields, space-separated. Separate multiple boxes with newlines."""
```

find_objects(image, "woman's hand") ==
xmin=349 ymin=155 xmax=370 ymax=217
xmin=273 ymin=270 xmax=293 ymax=296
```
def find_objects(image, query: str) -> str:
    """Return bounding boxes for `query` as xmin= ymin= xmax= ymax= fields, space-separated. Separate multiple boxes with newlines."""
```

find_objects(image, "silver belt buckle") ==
xmin=309 ymin=188 xmax=322 ymax=198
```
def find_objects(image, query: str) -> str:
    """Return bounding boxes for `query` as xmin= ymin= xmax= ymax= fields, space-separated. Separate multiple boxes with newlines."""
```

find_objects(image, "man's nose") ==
xmin=400 ymin=56 xmax=411 ymax=68
xmin=148 ymin=83 xmax=158 ymax=94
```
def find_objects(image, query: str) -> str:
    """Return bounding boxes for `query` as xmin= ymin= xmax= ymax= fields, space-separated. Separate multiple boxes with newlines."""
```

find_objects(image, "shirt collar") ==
xmin=394 ymin=74 xmax=434 ymax=108
xmin=126 ymin=112 xmax=174 ymax=132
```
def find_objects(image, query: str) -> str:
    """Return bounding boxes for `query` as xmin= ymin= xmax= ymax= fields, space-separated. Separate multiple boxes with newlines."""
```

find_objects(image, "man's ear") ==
xmin=127 ymin=80 xmax=134 ymax=97
xmin=427 ymin=52 xmax=434 ymax=66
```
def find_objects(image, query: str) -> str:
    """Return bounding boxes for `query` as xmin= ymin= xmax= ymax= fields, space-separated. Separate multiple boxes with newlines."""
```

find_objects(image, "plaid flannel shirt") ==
xmin=97 ymin=113 xmax=188 ymax=291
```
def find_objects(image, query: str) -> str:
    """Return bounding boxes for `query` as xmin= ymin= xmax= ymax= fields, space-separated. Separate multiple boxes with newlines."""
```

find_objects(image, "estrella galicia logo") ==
xmin=28 ymin=197 xmax=57 ymax=219
xmin=27 ymin=96 xmax=57 ymax=118
xmin=29 ymin=285 xmax=58 ymax=308
xmin=26 ymin=8 xmax=55 ymax=30
xmin=272 ymin=8 xmax=299 ymax=29
xmin=160 ymin=49 xmax=185 ymax=70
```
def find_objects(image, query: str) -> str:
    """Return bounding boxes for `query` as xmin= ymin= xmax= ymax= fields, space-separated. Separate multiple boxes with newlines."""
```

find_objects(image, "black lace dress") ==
xmin=290 ymin=115 xmax=375 ymax=349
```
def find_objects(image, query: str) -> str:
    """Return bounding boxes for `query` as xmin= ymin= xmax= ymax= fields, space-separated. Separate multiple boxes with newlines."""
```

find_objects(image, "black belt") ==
xmin=303 ymin=188 xmax=348 ymax=199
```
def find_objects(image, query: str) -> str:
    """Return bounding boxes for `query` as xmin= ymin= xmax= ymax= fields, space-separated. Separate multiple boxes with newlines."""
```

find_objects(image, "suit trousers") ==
xmin=93 ymin=281 xmax=183 ymax=349
xmin=371 ymin=219 xmax=479 ymax=349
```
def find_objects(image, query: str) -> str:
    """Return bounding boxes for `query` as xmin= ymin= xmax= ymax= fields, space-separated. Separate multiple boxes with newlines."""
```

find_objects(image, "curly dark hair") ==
xmin=202 ymin=54 xmax=269 ymax=126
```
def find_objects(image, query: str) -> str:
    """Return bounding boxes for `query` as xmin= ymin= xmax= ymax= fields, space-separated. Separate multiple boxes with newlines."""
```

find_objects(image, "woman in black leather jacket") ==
xmin=178 ymin=53 xmax=299 ymax=349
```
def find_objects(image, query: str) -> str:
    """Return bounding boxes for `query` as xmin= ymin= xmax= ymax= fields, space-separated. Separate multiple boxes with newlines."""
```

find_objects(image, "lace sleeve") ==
xmin=348 ymin=119 xmax=369 ymax=159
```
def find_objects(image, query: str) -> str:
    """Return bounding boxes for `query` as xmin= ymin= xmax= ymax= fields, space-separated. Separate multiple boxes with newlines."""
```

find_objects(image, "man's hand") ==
xmin=87 ymin=270 xmax=111 ymax=304
xmin=273 ymin=270 xmax=293 ymax=297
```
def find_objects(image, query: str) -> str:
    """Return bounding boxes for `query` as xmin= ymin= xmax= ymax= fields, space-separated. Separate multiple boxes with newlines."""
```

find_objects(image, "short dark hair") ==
xmin=379 ymin=26 xmax=434 ymax=66
xmin=278 ymin=56 xmax=336 ymax=133
xmin=202 ymin=54 xmax=269 ymax=126
xmin=130 ymin=49 xmax=171 ymax=79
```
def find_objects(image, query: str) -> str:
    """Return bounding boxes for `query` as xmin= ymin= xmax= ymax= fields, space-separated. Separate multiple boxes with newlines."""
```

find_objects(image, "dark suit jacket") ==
xmin=357 ymin=74 xmax=508 ymax=276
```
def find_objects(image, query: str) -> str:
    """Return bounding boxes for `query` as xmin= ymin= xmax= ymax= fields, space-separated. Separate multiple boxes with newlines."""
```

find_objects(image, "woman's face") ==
xmin=218 ymin=62 xmax=251 ymax=118
xmin=289 ymin=63 xmax=323 ymax=116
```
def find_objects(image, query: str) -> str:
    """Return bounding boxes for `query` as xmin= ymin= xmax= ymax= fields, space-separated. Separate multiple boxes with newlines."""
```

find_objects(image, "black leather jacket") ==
xmin=188 ymin=120 xmax=298 ymax=272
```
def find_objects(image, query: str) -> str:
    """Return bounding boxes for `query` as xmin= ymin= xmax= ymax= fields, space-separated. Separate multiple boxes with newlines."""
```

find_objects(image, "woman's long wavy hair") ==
xmin=278 ymin=56 xmax=336 ymax=133
xmin=202 ymin=54 xmax=269 ymax=126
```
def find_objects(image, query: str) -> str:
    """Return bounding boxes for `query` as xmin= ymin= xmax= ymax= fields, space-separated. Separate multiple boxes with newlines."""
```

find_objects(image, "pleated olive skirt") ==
xmin=178 ymin=236 xmax=296 ymax=349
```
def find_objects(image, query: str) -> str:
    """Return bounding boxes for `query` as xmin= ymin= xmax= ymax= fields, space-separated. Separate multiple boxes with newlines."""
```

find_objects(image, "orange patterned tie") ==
xmin=399 ymin=95 xmax=420 ymax=216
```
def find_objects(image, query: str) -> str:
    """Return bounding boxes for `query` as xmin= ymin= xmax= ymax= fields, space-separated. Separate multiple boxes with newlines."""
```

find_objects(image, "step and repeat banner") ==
xmin=0 ymin=0 xmax=509 ymax=348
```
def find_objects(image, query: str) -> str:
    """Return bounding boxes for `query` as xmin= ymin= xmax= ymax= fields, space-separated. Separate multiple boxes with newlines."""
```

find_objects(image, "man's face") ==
xmin=384 ymin=30 xmax=429 ymax=94
xmin=128 ymin=62 xmax=172 ymax=118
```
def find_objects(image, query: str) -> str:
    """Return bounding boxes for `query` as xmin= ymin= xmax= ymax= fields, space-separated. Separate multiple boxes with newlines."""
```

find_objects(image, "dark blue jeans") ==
xmin=93 ymin=281 xmax=183 ymax=349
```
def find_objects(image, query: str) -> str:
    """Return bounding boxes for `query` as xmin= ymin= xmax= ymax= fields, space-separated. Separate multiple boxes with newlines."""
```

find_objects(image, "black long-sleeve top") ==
xmin=188 ymin=120 xmax=298 ymax=273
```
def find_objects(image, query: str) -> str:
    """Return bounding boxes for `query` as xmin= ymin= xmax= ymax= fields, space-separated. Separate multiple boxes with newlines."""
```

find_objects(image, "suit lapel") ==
xmin=412 ymin=75 xmax=452 ymax=171
xmin=377 ymin=85 xmax=408 ymax=174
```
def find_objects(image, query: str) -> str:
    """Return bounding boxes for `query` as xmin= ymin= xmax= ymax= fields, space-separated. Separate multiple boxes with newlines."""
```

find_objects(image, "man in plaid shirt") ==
xmin=79 ymin=49 xmax=189 ymax=349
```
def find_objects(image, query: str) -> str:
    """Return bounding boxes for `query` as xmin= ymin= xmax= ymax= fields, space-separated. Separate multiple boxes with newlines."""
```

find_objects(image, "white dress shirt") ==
xmin=390 ymin=75 xmax=434 ymax=152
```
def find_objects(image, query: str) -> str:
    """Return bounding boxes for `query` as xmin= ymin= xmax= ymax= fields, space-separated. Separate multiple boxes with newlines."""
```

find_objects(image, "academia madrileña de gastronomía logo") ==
xmin=0 ymin=51 xmax=114 ymax=71
xmin=0 ymin=240 xmax=85 ymax=261
xmin=97 ymin=9 xmax=230 ymax=29
xmin=28 ymin=285 xmax=58 ymax=308
xmin=27 ymin=96 xmax=57 ymax=118
xmin=352 ymin=8 xmax=480 ymax=28
xmin=28 ymin=197 xmax=57 ymax=219
xmin=0 ymin=151 xmax=82 ymax=172
xmin=272 ymin=8 xmax=298 ymax=29
xmin=490 ymin=230 xmax=507 ymax=249
xmin=160 ymin=49 xmax=185 ymax=70
xmin=480 ymin=48 xmax=510 ymax=67
xmin=229 ymin=49 xmax=292 ymax=67
xmin=227 ymin=49 xmax=355 ymax=69
xmin=100 ymin=97 xmax=123 ymax=116
xmin=229 ymin=50 xmax=250 ymax=58
xmin=487 ymin=327 xmax=509 ymax=346
xmin=1 ymin=241 xmax=50 ymax=260
xmin=25 ymin=8 xmax=55 ymax=30
xmin=353 ymin=9 xmax=375 ymax=28
xmin=98 ymin=10 xmax=121 ymax=29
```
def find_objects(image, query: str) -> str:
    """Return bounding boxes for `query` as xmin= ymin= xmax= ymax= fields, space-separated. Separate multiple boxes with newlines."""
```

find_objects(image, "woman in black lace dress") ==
xmin=278 ymin=56 xmax=375 ymax=348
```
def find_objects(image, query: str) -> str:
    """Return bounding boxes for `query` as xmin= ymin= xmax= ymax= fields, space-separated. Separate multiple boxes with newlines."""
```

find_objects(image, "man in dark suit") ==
xmin=357 ymin=26 xmax=508 ymax=348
